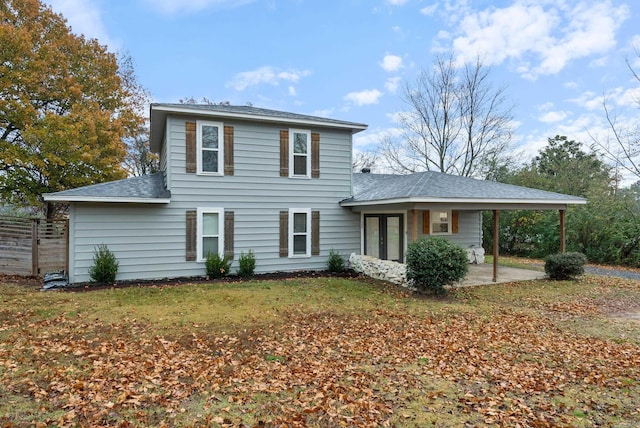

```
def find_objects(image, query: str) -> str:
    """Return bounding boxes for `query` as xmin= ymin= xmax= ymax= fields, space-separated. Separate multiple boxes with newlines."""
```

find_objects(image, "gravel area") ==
xmin=585 ymin=266 xmax=640 ymax=281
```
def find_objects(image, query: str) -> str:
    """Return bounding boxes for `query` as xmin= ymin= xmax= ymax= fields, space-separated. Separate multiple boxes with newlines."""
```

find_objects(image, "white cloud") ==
xmin=446 ymin=0 xmax=629 ymax=79
xmin=386 ymin=0 xmax=409 ymax=5
xmin=143 ymin=0 xmax=254 ymax=14
xmin=288 ymin=86 xmax=296 ymax=96
xmin=538 ymin=111 xmax=568 ymax=124
xmin=380 ymin=54 xmax=404 ymax=72
xmin=420 ymin=3 xmax=438 ymax=16
xmin=568 ymin=90 xmax=603 ymax=111
xmin=45 ymin=0 xmax=117 ymax=48
xmin=344 ymin=89 xmax=383 ymax=106
xmin=385 ymin=76 xmax=402 ymax=94
xmin=226 ymin=66 xmax=310 ymax=91
xmin=353 ymin=127 xmax=402 ymax=150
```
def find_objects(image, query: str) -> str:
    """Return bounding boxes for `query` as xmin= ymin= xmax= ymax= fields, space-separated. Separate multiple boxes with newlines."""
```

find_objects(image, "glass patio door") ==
xmin=364 ymin=214 xmax=403 ymax=262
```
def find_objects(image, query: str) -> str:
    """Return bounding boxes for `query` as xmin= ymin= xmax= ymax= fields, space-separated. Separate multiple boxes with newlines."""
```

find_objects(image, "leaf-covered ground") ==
xmin=0 ymin=273 xmax=639 ymax=427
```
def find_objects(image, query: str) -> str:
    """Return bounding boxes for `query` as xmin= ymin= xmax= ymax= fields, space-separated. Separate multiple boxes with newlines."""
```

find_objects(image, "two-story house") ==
xmin=44 ymin=104 xmax=585 ymax=284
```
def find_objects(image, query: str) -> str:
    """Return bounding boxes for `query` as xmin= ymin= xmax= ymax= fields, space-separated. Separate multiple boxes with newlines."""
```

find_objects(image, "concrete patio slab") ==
xmin=458 ymin=263 xmax=546 ymax=287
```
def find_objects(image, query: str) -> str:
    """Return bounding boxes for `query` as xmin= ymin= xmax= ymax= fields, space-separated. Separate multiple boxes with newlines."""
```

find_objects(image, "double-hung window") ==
xmin=290 ymin=129 xmax=311 ymax=178
xmin=289 ymin=208 xmax=311 ymax=257
xmin=197 ymin=207 xmax=224 ymax=261
xmin=430 ymin=210 xmax=451 ymax=235
xmin=197 ymin=121 xmax=224 ymax=175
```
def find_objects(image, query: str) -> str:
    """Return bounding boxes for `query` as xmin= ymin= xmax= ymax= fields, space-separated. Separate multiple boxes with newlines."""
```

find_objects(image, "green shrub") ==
xmin=205 ymin=252 xmax=231 ymax=279
xmin=406 ymin=237 xmax=468 ymax=294
xmin=544 ymin=252 xmax=587 ymax=280
xmin=88 ymin=244 xmax=118 ymax=283
xmin=237 ymin=250 xmax=256 ymax=277
xmin=327 ymin=248 xmax=345 ymax=273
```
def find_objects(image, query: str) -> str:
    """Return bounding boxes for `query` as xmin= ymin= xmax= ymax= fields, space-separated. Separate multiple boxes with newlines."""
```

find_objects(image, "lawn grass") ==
xmin=1 ymin=274 xmax=639 ymax=427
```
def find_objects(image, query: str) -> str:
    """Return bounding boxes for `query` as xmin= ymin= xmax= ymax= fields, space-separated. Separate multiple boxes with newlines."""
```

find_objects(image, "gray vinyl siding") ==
xmin=417 ymin=210 xmax=482 ymax=249
xmin=67 ymin=116 xmax=360 ymax=283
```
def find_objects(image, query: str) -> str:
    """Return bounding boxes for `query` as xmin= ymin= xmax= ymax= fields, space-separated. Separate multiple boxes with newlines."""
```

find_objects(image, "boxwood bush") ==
xmin=327 ymin=248 xmax=345 ymax=273
xmin=544 ymin=252 xmax=588 ymax=280
xmin=237 ymin=250 xmax=256 ymax=278
xmin=406 ymin=237 xmax=468 ymax=294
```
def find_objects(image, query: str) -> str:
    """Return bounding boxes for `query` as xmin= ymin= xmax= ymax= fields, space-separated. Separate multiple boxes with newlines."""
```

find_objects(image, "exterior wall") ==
xmin=68 ymin=115 xmax=360 ymax=283
xmin=354 ymin=206 xmax=483 ymax=262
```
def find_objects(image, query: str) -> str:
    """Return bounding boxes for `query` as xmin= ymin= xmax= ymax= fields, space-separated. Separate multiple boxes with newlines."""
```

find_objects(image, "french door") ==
xmin=364 ymin=214 xmax=404 ymax=262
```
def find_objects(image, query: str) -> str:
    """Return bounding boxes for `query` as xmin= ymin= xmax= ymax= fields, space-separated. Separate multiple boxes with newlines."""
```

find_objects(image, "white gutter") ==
xmin=43 ymin=195 xmax=171 ymax=204
xmin=340 ymin=196 xmax=587 ymax=207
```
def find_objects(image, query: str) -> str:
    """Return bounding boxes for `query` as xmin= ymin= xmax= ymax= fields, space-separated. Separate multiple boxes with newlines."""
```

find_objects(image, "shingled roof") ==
xmin=150 ymin=103 xmax=368 ymax=152
xmin=341 ymin=172 xmax=586 ymax=207
xmin=43 ymin=173 xmax=170 ymax=203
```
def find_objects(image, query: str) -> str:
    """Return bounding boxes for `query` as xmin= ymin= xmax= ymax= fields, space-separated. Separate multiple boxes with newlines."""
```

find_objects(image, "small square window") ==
xmin=430 ymin=211 xmax=451 ymax=235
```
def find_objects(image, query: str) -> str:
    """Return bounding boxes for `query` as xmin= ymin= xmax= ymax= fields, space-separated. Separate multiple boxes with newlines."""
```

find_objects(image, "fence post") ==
xmin=31 ymin=219 xmax=39 ymax=276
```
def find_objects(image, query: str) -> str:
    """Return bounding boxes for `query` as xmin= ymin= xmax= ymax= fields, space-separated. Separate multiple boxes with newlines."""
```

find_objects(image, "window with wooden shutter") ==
xmin=426 ymin=210 xmax=453 ymax=235
xmin=224 ymin=211 xmax=234 ymax=259
xmin=185 ymin=122 xmax=196 ymax=173
xmin=186 ymin=210 xmax=197 ymax=261
xmin=311 ymin=132 xmax=320 ymax=178
xmin=311 ymin=210 xmax=320 ymax=255
xmin=224 ymin=126 xmax=234 ymax=176
xmin=279 ymin=211 xmax=288 ymax=257
xmin=452 ymin=211 xmax=459 ymax=234
xmin=422 ymin=210 xmax=430 ymax=235
xmin=280 ymin=130 xmax=289 ymax=177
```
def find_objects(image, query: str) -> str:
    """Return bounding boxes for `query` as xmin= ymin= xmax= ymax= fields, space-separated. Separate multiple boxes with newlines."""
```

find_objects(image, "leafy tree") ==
xmin=484 ymin=136 xmax=640 ymax=266
xmin=381 ymin=54 xmax=513 ymax=177
xmin=0 ymin=0 xmax=145 ymax=216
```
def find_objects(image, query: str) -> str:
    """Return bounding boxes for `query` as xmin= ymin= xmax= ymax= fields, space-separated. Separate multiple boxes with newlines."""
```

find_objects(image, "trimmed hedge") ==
xmin=406 ymin=237 xmax=468 ymax=294
xmin=544 ymin=252 xmax=587 ymax=280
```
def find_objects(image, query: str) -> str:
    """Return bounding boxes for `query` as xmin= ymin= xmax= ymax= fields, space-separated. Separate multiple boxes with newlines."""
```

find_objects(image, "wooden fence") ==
xmin=0 ymin=216 xmax=69 ymax=277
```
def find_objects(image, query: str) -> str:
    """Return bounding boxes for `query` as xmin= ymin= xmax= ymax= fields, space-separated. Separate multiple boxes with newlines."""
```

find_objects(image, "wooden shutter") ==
xmin=422 ymin=210 xmax=430 ymax=235
xmin=224 ymin=211 xmax=234 ymax=259
xmin=185 ymin=122 xmax=196 ymax=173
xmin=186 ymin=210 xmax=197 ymax=261
xmin=311 ymin=211 xmax=320 ymax=255
xmin=279 ymin=211 xmax=288 ymax=257
xmin=280 ymin=130 xmax=289 ymax=177
xmin=311 ymin=132 xmax=320 ymax=178
xmin=452 ymin=210 xmax=459 ymax=234
xmin=224 ymin=126 xmax=234 ymax=176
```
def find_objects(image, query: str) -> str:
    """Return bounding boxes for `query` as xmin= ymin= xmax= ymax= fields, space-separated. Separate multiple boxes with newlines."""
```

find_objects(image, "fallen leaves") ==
xmin=0 ymin=279 xmax=639 ymax=427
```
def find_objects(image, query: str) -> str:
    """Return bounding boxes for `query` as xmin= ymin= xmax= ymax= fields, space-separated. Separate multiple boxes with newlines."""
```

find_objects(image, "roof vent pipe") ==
xmin=361 ymin=167 xmax=371 ymax=173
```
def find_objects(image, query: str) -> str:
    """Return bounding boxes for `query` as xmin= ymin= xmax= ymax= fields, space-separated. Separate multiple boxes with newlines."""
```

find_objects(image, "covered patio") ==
xmin=342 ymin=171 xmax=587 ymax=282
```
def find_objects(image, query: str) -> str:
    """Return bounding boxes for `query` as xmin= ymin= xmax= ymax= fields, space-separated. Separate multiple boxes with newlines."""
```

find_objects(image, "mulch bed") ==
xmin=2 ymin=270 xmax=364 ymax=292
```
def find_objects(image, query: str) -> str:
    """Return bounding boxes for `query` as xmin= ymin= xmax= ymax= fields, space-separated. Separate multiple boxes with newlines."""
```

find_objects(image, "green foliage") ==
xmin=237 ymin=250 xmax=256 ymax=278
xmin=205 ymin=252 xmax=231 ymax=279
xmin=88 ymin=244 xmax=118 ymax=283
xmin=544 ymin=252 xmax=588 ymax=280
xmin=482 ymin=136 xmax=640 ymax=268
xmin=327 ymin=248 xmax=345 ymax=273
xmin=406 ymin=237 xmax=468 ymax=294
xmin=0 ymin=0 xmax=147 ymax=214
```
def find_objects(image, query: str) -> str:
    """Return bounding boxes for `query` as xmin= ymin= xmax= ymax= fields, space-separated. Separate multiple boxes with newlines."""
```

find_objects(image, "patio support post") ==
xmin=493 ymin=210 xmax=500 ymax=282
xmin=559 ymin=209 xmax=566 ymax=253
xmin=411 ymin=209 xmax=418 ymax=243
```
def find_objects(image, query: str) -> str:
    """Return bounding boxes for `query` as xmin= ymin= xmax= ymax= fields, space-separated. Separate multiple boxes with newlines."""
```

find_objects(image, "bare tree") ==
xmin=381 ymin=54 xmax=513 ymax=177
xmin=352 ymin=150 xmax=379 ymax=172
xmin=592 ymin=50 xmax=640 ymax=182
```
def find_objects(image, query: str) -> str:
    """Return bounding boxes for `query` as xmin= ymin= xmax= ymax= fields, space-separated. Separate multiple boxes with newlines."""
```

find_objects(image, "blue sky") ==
xmin=45 ymin=0 xmax=639 ymax=171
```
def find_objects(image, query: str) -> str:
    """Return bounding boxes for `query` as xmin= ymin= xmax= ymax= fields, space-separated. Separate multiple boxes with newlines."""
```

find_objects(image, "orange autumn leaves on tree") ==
xmin=0 ymin=0 xmax=145 ymax=212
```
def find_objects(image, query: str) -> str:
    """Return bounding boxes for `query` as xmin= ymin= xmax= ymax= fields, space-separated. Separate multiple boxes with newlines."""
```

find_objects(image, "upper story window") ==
xmin=197 ymin=121 xmax=224 ymax=175
xmin=290 ymin=129 xmax=311 ymax=178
